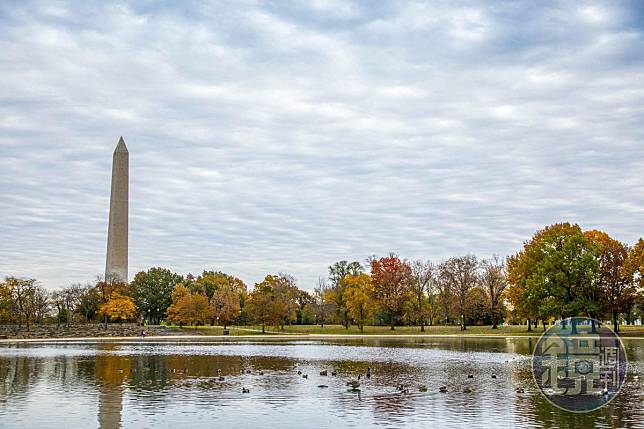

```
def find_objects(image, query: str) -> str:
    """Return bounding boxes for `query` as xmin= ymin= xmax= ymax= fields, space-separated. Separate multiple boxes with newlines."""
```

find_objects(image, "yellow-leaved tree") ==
xmin=97 ymin=291 xmax=136 ymax=322
xmin=342 ymin=273 xmax=374 ymax=332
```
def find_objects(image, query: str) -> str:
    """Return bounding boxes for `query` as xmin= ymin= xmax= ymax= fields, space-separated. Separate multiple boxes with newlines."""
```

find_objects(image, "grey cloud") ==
xmin=1 ymin=0 xmax=643 ymax=289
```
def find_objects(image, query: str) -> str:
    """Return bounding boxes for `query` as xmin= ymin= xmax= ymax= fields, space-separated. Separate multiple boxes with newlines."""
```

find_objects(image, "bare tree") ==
xmin=410 ymin=260 xmax=434 ymax=331
xmin=312 ymin=277 xmax=333 ymax=328
xmin=439 ymin=255 xmax=479 ymax=331
xmin=480 ymin=256 xmax=507 ymax=329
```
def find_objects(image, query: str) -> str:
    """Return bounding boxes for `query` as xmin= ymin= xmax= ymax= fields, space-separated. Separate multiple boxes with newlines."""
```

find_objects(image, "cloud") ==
xmin=1 ymin=0 xmax=643 ymax=290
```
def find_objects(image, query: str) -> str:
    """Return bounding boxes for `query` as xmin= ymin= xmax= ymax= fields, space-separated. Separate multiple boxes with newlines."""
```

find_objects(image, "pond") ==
xmin=0 ymin=337 xmax=642 ymax=428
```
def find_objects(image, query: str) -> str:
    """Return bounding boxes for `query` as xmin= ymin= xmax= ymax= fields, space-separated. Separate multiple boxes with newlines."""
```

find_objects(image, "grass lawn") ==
xmin=164 ymin=323 xmax=644 ymax=337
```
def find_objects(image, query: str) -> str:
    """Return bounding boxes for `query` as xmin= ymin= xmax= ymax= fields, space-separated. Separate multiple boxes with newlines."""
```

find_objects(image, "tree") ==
xmin=507 ymin=223 xmax=598 ymax=333
xmin=480 ymin=256 xmax=507 ymax=329
xmin=410 ymin=260 xmax=434 ymax=331
xmin=131 ymin=267 xmax=183 ymax=324
xmin=246 ymin=282 xmax=278 ymax=333
xmin=266 ymin=274 xmax=299 ymax=329
xmin=210 ymin=285 xmax=241 ymax=329
xmin=77 ymin=284 xmax=100 ymax=322
xmin=465 ymin=287 xmax=493 ymax=326
xmin=98 ymin=291 xmax=137 ymax=322
xmin=370 ymin=254 xmax=412 ymax=330
xmin=3 ymin=277 xmax=41 ymax=331
xmin=195 ymin=271 xmax=247 ymax=300
xmin=342 ymin=273 xmax=374 ymax=332
xmin=311 ymin=278 xmax=333 ymax=328
xmin=585 ymin=230 xmax=633 ymax=332
xmin=622 ymin=238 xmax=644 ymax=327
xmin=167 ymin=285 xmax=210 ymax=328
xmin=327 ymin=261 xmax=364 ymax=328
xmin=94 ymin=274 xmax=131 ymax=329
xmin=439 ymin=255 xmax=478 ymax=331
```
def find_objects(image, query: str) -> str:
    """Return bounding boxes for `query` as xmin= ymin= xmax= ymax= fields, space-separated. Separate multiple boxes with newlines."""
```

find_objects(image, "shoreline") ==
xmin=2 ymin=333 xmax=644 ymax=343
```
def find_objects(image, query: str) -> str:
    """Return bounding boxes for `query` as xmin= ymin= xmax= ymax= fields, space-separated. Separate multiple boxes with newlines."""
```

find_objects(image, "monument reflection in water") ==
xmin=0 ymin=338 xmax=642 ymax=429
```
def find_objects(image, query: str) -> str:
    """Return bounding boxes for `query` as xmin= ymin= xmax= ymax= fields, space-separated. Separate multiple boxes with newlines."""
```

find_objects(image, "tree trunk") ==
xmin=103 ymin=314 xmax=108 ymax=330
xmin=571 ymin=318 xmax=578 ymax=335
xmin=542 ymin=320 xmax=547 ymax=332
xmin=420 ymin=323 xmax=425 ymax=332
xmin=262 ymin=323 xmax=265 ymax=334
xmin=492 ymin=312 xmax=498 ymax=329
xmin=612 ymin=311 xmax=619 ymax=333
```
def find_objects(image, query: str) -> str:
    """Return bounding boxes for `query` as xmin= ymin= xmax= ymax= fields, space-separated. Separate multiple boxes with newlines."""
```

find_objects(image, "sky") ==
xmin=1 ymin=1 xmax=643 ymax=291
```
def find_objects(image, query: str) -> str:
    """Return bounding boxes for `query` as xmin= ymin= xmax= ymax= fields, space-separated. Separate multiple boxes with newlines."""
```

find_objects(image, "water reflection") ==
xmin=0 ymin=338 xmax=642 ymax=429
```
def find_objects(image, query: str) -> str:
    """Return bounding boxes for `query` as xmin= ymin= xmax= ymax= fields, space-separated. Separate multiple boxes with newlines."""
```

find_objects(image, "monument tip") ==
xmin=114 ymin=136 xmax=128 ymax=153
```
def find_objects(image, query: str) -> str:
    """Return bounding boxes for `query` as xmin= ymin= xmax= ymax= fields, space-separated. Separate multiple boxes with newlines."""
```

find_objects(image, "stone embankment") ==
xmin=0 ymin=324 xmax=187 ymax=339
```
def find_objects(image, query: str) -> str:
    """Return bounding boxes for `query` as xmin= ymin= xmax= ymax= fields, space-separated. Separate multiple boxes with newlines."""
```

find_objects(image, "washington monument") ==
xmin=105 ymin=136 xmax=129 ymax=283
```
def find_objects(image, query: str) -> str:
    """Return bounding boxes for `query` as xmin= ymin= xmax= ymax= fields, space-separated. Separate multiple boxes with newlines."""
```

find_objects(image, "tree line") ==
xmin=1 ymin=223 xmax=643 ymax=332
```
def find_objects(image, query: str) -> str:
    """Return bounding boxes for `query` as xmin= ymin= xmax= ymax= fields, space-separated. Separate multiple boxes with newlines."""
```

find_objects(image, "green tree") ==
xmin=131 ymin=267 xmax=183 ymax=324
xmin=507 ymin=223 xmax=598 ymax=333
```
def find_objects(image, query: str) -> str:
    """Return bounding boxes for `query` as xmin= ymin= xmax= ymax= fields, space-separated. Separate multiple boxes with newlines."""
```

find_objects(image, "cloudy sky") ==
xmin=1 ymin=1 xmax=643 ymax=290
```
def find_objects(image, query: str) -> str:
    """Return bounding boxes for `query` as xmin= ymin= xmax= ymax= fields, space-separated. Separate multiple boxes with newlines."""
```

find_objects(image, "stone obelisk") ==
xmin=105 ymin=136 xmax=129 ymax=283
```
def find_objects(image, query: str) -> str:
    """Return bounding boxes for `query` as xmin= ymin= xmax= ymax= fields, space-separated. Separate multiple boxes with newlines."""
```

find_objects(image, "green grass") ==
xmin=164 ymin=323 xmax=644 ymax=337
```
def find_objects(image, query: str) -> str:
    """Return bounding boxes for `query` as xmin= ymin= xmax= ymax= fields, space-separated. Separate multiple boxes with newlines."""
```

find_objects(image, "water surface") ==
xmin=1 ymin=337 xmax=642 ymax=428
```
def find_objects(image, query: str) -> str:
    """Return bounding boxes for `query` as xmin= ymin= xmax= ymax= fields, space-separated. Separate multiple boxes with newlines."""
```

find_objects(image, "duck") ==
xmin=246 ymin=370 xmax=251 ymax=374
xmin=242 ymin=387 xmax=250 ymax=393
xmin=302 ymin=374 xmax=308 ymax=379
xmin=297 ymin=370 xmax=302 ymax=375
xmin=331 ymin=371 xmax=337 ymax=376
xmin=467 ymin=374 xmax=473 ymax=379
xmin=320 ymin=370 xmax=328 ymax=376
xmin=218 ymin=376 xmax=225 ymax=381
xmin=439 ymin=386 xmax=448 ymax=393
xmin=259 ymin=371 xmax=264 ymax=376
xmin=346 ymin=380 xmax=361 ymax=389
xmin=491 ymin=374 xmax=497 ymax=379
xmin=317 ymin=384 xmax=329 ymax=388
xmin=419 ymin=385 xmax=428 ymax=392
xmin=366 ymin=368 xmax=371 ymax=379
xmin=516 ymin=388 xmax=525 ymax=394
xmin=463 ymin=387 xmax=472 ymax=393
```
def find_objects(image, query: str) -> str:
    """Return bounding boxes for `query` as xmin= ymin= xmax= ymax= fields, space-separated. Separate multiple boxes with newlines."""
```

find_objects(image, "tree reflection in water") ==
xmin=0 ymin=339 xmax=641 ymax=429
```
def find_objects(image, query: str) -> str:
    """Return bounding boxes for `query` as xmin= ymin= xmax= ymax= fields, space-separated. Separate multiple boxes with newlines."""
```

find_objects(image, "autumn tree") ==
xmin=98 ymin=291 xmax=137 ymax=322
xmin=342 ymin=273 xmax=374 ymax=332
xmin=210 ymin=285 xmax=241 ymax=329
xmin=480 ymin=256 xmax=507 ymax=329
xmin=584 ymin=230 xmax=633 ymax=332
xmin=246 ymin=282 xmax=278 ymax=333
xmin=94 ymin=274 xmax=131 ymax=329
xmin=131 ymin=267 xmax=183 ymax=324
xmin=439 ymin=255 xmax=478 ymax=331
xmin=167 ymin=285 xmax=210 ymax=328
xmin=3 ymin=277 xmax=42 ymax=331
xmin=327 ymin=261 xmax=364 ymax=328
xmin=622 ymin=238 xmax=644 ymax=327
xmin=370 ymin=254 xmax=412 ymax=330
